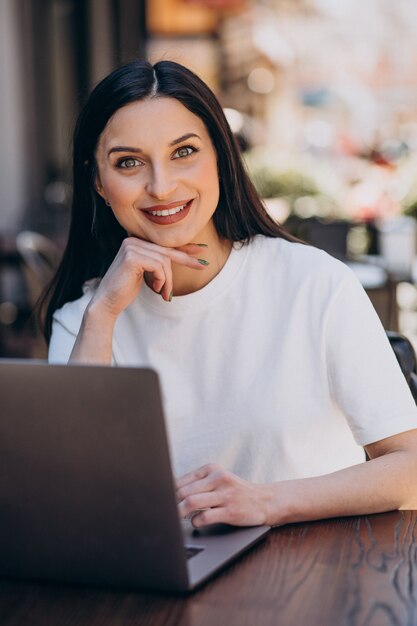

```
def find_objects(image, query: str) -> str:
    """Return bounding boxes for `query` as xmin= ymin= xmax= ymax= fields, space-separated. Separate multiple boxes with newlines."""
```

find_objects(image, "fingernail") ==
xmin=196 ymin=243 xmax=208 ymax=247
xmin=169 ymin=291 xmax=173 ymax=302
xmin=198 ymin=259 xmax=209 ymax=266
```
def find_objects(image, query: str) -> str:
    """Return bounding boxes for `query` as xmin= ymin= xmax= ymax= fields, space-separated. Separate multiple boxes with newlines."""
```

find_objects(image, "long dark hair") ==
xmin=42 ymin=59 xmax=295 ymax=341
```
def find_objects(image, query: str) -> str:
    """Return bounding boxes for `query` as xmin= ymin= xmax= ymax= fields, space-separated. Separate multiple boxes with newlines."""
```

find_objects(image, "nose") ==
xmin=145 ymin=163 xmax=178 ymax=199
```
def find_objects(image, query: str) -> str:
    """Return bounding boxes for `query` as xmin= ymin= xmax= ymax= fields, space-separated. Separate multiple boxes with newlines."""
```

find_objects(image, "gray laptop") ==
xmin=0 ymin=360 xmax=269 ymax=592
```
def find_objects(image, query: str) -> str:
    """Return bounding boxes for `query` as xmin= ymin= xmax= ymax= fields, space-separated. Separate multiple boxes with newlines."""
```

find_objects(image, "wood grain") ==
xmin=0 ymin=511 xmax=415 ymax=625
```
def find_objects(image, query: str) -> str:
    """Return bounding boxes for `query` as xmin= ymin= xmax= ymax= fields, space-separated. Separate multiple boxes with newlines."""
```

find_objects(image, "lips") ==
xmin=141 ymin=199 xmax=193 ymax=225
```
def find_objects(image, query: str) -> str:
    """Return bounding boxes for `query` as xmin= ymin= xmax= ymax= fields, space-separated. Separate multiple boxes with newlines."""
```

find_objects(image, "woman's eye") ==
xmin=118 ymin=158 xmax=141 ymax=169
xmin=173 ymin=146 xmax=194 ymax=159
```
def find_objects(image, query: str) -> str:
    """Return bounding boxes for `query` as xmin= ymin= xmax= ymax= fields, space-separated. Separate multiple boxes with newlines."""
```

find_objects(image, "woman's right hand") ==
xmin=69 ymin=237 xmax=208 ymax=364
xmin=88 ymin=237 xmax=208 ymax=321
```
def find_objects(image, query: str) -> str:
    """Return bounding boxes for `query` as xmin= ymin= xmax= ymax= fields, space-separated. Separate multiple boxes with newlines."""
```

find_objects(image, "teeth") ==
xmin=149 ymin=203 xmax=187 ymax=217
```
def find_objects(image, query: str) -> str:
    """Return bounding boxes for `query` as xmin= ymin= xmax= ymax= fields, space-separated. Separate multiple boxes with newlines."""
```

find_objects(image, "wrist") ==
xmin=68 ymin=298 xmax=116 ymax=365
xmin=84 ymin=297 xmax=118 ymax=328
xmin=263 ymin=481 xmax=299 ymax=527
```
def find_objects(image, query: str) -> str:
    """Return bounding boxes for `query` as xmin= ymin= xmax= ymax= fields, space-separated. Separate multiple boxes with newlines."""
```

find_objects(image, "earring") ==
xmin=105 ymin=200 xmax=111 ymax=207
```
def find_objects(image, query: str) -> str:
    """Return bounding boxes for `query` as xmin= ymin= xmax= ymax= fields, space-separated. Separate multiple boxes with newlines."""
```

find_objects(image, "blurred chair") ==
xmin=284 ymin=216 xmax=350 ymax=260
xmin=347 ymin=261 xmax=399 ymax=331
xmin=16 ymin=231 xmax=60 ymax=309
xmin=365 ymin=330 xmax=417 ymax=460
xmin=387 ymin=331 xmax=417 ymax=403
xmin=284 ymin=215 xmax=399 ymax=330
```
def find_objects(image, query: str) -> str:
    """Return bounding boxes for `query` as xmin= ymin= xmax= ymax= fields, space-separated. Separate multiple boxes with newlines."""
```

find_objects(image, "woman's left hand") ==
xmin=176 ymin=463 xmax=272 ymax=527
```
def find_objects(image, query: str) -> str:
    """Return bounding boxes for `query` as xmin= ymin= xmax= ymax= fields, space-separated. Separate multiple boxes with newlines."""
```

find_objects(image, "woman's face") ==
xmin=94 ymin=97 xmax=220 ymax=248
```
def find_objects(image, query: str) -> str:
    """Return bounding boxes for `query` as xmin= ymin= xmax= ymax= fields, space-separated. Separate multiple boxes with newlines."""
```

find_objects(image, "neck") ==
xmin=144 ymin=230 xmax=233 ymax=297
xmin=171 ymin=236 xmax=232 ymax=296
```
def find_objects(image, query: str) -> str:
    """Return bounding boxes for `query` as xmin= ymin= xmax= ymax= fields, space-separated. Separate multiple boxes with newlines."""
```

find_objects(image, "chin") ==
xmin=138 ymin=233 xmax=190 ymax=249
xmin=151 ymin=229 xmax=196 ymax=248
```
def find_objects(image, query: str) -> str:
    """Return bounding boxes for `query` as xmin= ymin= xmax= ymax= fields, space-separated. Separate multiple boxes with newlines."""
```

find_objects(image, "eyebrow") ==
xmin=107 ymin=133 xmax=202 ymax=157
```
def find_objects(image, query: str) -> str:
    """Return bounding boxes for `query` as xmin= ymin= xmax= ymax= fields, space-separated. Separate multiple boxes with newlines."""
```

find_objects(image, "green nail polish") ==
xmin=169 ymin=291 xmax=173 ymax=302
xmin=196 ymin=243 xmax=208 ymax=247
xmin=198 ymin=259 xmax=209 ymax=266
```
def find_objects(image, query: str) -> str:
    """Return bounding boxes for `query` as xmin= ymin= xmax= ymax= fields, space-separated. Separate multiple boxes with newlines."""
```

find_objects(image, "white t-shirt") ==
xmin=49 ymin=235 xmax=417 ymax=482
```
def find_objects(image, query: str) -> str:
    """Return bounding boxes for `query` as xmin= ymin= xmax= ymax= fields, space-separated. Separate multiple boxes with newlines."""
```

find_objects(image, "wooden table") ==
xmin=0 ymin=510 xmax=416 ymax=626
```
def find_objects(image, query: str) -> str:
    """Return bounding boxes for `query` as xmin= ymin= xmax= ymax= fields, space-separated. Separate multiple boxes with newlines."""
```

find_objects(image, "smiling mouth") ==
xmin=146 ymin=202 xmax=189 ymax=217
xmin=142 ymin=199 xmax=193 ymax=225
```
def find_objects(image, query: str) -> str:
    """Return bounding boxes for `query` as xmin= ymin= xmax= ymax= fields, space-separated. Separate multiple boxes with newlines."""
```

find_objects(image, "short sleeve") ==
xmin=48 ymin=318 xmax=78 ymax=363
xmin=48 ymin=285 xmax=96 ymax=364
xmin=325 ymin=268 xmax=417 ymax=445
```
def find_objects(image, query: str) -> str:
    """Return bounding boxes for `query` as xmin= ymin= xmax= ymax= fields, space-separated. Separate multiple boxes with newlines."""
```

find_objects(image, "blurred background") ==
xmin=2 ymin=0 xmax=417 ymax=359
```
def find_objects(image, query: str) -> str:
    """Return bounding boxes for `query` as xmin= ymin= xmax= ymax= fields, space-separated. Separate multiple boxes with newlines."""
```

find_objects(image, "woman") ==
xmin=45 ymin=59 xmax=417 ymax=528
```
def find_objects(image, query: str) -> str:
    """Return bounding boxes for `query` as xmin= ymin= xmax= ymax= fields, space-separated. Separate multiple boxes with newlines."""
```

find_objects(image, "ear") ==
xmin=94 ymin=175 xmax=106 ymax=201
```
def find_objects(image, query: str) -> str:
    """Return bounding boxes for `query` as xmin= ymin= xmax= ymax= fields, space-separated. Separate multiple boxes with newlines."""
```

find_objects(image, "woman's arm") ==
xmin=68 ymin=302 xmax=117 ymax=364
xmin=176 ymin=428 xmax=417 ymax=527
xmin=67 ymin=238 xmax=207 ymax=364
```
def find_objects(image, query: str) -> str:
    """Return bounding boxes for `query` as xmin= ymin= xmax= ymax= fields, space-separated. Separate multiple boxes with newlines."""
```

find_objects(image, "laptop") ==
xmin=0 ymin=360 xmax=269 ymax=592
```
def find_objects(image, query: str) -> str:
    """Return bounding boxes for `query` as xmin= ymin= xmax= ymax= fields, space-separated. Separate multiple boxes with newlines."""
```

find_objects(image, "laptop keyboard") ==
xmin=185 ymin=546 xmax=204 ymax=560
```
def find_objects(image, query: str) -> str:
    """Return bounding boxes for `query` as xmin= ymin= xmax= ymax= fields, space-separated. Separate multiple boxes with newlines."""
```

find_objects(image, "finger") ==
xmin=176 ymin=464 xmax=216 ymax=490
xmin=177 ymin=475 xmax=217 ymax=505
xmin=123 ymin=248 xmax=173 ymax=301
xmin=184 ymin=508 xmax=210 ymax=521
xmin=158 ymin=268 xmax=173 ymax=301
xmin=150 ymin=256 xmax=173 ymax=301
xmin=191 ymin=507 xmax=229 ymax=528
xmin=175 ymin=243 xmax=208 ymax=256
xmin=178 ymin=491 xmax=220 ymax=519
xmin=149 ymin=265 xmax=168 ymax=294
xmin=131 ymin=237 xmax=207 ymax=259
xmin=135 ymin=257 xmax=171 ymax=300
xmin=126 ymin=237 xmax=208 ymax=271
xmin=167 ymin=248 xmax=208 ymax=270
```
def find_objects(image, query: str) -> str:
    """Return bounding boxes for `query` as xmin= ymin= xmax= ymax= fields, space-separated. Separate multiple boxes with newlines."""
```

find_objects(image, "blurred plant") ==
xmin=393 ymin=154 xmax=417 ymax=220
xmin=402 ymin=195 xmax=417 ymax=219
xmin=244 ymin=148 xmax=341 ymax=218
xmin=248 ymin=163 xmax=318 ymax=201
xmin=400 ymin=174 xmax=417 ymax=220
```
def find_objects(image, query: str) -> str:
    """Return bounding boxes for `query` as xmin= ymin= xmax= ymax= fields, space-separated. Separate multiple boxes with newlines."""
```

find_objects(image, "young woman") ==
xmin=45 ymin=59 xmax=417 ymax=528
